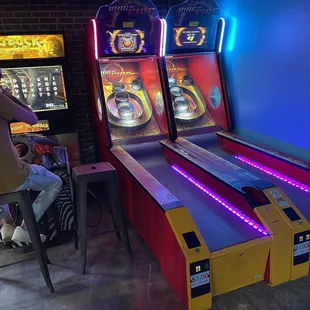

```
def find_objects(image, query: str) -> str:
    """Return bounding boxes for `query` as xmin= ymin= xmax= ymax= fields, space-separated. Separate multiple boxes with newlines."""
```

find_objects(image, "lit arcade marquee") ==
xmin=0 ymin=34 xmax=65 ymax=60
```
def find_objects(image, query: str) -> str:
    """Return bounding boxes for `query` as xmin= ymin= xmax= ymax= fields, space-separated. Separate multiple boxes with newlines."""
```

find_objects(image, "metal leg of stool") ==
xmin=74 ymin=226 xmax=79 ymax=251
xmin=20 ymin=203 xmax=54 ymax=292
xmin=73 ymin=182 xmax=79 ymax=251
xmin=111 ymin=175 xmax=133 ymax=260
xmin=42 ymin=245 xmax=51 ymax=265
xmin=106 ymin=184 xmax=118 ymax=235
xmin=106 ymin=181 xmax=121 ymax=240
xmin=52 ymin=201 xmax=61 ymax=233
xmin=76 ymin=181 xmax=88 ymax=274
xmin=110 ymin=208 xmax=118 ymax=232
xmin=120 ymin=211 xmax=133 ymax=261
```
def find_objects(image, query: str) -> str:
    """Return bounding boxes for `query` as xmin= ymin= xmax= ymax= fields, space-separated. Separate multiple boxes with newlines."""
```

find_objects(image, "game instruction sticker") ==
xmin=190 ymin=270 xmax=210 ymax=289
xmin=294 ymin=241 xmax=310 ymax=257
xmin=270 ymin=189 xmax=289 ymax=208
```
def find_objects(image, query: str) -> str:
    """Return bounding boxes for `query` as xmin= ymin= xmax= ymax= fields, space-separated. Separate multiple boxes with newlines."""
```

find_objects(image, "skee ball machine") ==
xmin=160 ymin=0 xmax=310 ymax=279
xmin=84 ymin=1 xmax=290 ymax=309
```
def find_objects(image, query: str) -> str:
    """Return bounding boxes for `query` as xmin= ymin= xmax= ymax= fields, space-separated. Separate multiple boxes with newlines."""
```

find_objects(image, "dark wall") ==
xmin=0 ymin=0 xmax=180 ymax=163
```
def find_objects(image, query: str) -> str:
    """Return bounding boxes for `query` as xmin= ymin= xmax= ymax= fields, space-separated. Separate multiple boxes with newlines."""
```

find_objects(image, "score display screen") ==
xmin=1 ymin=65 xmax=68 ymax=112
xmin=172 ymin=27 xmax=207 ymax=50
xmin=105 ymin=29 xmax=146 ymax=55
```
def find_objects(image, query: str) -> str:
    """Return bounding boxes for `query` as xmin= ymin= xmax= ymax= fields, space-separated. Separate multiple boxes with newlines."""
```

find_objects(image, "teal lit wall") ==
xmin=220 ymin=0 xmax=310 ymax=161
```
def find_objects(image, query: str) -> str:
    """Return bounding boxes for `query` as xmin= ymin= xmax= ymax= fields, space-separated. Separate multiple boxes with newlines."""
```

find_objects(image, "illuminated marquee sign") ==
xmin=108 ymin=5 xmax=155 ymax=15
xmin=178 ymin=7 xmax=219 ymax=15
xmin=0 ymin=34 xmax=65 ymax=60
xmin=10 ymin=120 xmax=50 ymax=134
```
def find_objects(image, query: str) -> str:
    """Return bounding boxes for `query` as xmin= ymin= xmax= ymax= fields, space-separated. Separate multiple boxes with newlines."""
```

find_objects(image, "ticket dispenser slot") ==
xmin=183 ymin=231 xmax=201 ymax=249
xmin=283 ymin=208 xmax=301 ymax=222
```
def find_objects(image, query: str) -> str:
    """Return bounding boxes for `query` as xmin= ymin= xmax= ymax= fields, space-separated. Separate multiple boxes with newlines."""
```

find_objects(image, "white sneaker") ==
xmin=1 ymin=223 xmax=14 ymax=242
xmin=12 ymin=226 xmax=46 ymax=244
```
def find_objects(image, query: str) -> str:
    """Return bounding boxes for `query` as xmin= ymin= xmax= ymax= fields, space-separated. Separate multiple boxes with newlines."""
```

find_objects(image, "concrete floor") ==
xmin=1 ymin=201 xmax=310 ymax=310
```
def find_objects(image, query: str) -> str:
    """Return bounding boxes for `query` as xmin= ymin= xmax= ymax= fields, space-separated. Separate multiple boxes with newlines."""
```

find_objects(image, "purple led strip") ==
xmin=172 ymin=164 xmax=269 ymax=236
xmin=234 ymin=155 xmax=310 ymax=194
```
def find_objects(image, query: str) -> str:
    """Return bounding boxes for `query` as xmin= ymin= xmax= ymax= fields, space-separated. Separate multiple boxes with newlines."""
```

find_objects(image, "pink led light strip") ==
xmin=172 ymin=165 xmax=269 ymax=236
xmin=91 ymin=19 xmax=98 ymax=60
xmin=159 ymin=19 xmax=167 ymax=57
xmin=235 ymin=155 xmax=310 ymax=194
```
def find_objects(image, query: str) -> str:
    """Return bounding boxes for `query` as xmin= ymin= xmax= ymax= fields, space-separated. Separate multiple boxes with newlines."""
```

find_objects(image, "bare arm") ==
xmin=0 ymin=90 xmax=38 ymax=125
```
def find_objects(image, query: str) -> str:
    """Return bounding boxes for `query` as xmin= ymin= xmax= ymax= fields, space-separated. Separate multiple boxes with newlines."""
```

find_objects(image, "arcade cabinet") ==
xmin=85 ymin=1 xmax=295 ymax=309
xmin=0 ymin=33 xmax=76 ymax=245
xmin=158 ymin=0 xmax=310 ymax=277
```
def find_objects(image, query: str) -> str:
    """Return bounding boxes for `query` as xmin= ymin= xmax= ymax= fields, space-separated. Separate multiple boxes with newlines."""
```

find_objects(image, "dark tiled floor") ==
xmin=1 ymin=198 xmax=310 ymax=310
xmin=2 ymin=227 xmax=310 ymax=310
xmin=0 ymin=228 xmax=183 ymax=310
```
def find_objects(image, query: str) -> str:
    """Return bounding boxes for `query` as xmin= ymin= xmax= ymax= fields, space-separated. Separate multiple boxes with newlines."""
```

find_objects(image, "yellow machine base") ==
xmin=211 ymin=237 xmax=270 ymax=296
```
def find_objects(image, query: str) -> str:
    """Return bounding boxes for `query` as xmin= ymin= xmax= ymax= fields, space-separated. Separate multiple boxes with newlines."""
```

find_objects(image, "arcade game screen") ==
xmin=100 ymin=58 xmax=167 ymax=142
xmin=165 ymin=24 xmax=224 ymax=133
xmin=105 ymin=29 xmax=147 ymax=54
xmin=1 ymin=65 xmax=68 ymax=112
xmin=172 ymin=27 xmax=207 ymax=50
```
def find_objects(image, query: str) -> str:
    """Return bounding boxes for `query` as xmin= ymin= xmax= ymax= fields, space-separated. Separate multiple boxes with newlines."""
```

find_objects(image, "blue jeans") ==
xmin=0 ymin=165 xmax=62 ymax=224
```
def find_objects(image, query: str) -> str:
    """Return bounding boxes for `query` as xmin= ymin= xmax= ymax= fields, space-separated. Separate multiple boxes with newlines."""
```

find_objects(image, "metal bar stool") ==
xmin=0 ymin=190 xmax=54 ymax=293
xmin=72 ymin=162 xmax=133 ymax=274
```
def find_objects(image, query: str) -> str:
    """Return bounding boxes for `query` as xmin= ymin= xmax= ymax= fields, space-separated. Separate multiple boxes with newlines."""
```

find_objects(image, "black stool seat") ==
xmin=72 ymin=162 xmax=133 ymax=274
xmin=0 ymin=190 xmax=54 ymax=292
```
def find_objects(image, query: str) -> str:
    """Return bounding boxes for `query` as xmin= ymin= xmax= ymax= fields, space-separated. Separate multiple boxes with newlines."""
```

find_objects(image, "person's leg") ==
xmin=26 ymin=165 xmax=63 ymax=222
xmin=0 ymin=204 xmax=14 ymax=242
xmin=12 ymin=164 xmax=63 ymax=243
